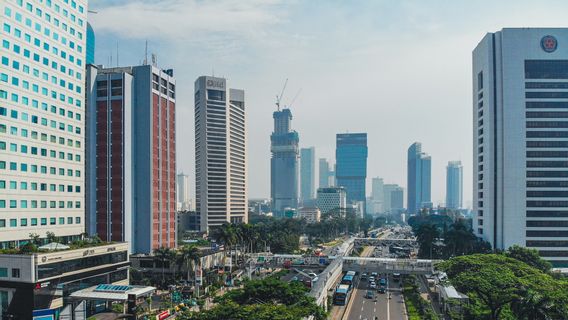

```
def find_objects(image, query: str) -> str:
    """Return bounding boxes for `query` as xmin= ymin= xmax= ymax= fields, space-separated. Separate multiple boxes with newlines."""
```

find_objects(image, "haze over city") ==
xmin=87 ymin=0 xmax=568 ymax=206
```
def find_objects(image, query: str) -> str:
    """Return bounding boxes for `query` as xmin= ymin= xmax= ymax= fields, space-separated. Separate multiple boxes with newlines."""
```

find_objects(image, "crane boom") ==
xmin=287 ymin=88 xmax=302 ymax=109
xmin=275 ymin=78 xmax=288 ymax=111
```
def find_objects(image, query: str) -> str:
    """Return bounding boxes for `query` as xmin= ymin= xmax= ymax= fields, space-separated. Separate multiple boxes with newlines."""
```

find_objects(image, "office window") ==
xmin=11 ymin=269 xmax=19 ymax=278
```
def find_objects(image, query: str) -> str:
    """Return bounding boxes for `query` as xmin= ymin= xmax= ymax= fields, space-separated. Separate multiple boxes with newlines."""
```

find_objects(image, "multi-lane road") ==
xmin=343 ymin=272 xmax=406 ymax=320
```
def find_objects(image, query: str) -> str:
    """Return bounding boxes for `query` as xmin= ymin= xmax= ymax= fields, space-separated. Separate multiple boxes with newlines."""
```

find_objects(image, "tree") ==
xmin=439 ymin=254 xmax=568 ymax=320
xmin=29 ymin=233 xmax=41 ymax=246
xmin=154 ymin=247 xmax=172 ymax=286
xmin=415 ymin=223 xmax=439 ymax=259
xmin=211 ymin=224 xmax=238 ymax=273
xmin=46 ymin=231 xmax=58 ymax=244
xmin=179 ymin=245 xmax=200 ymax=282
xmin=505 ymin=245 xmax=552 ymax=273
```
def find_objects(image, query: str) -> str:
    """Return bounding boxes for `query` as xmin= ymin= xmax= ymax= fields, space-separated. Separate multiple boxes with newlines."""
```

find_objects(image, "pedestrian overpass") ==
xmin=354 ymin=238 xmax=418 ymax=247
xmin=342 ymin=257 xmax=437 ymax=275
xmin=251 ymin=254 xmax=437 ymax=275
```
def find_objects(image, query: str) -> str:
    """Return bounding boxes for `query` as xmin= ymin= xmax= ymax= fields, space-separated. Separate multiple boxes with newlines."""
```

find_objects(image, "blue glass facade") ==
xmin=271 ymin=109 xmax=299 ymax=214
xmin=86 ymin=23 xmax=95 ymax=65
xmin=336 ymin=133 xmax=368 ymax=211
xmin=407 ymin=142 xmax=431 ymax=214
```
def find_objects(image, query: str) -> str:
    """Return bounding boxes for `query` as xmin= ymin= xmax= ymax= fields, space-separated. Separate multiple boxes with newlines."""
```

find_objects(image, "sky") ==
xmin=89 ymin=0 xmax=568 ymax=207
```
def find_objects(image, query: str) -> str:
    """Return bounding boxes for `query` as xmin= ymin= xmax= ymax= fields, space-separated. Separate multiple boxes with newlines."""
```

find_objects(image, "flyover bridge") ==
xmin=342 ymin=257 xmax=437 ymax=275
xmin=353 ymin=237 xmax=418 ymax=247
xmin=252 ymin=254 xmax=437 ymax=275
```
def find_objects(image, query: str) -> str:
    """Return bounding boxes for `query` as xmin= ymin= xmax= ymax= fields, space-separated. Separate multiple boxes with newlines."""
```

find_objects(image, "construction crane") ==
xmin=286 ymin=88 xmax=302 ymax=109
xmin=275 ymin=78 xmax=288 ymax=111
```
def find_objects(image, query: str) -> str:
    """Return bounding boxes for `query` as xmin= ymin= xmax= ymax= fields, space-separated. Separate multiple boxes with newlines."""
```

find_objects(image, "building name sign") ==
xmin=206 ymin=79 xmax=224 ymax=89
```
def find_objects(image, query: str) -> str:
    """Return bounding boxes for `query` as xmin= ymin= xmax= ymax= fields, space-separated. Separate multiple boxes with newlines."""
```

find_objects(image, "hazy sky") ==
xmin=90 ymin=0 xmax=568 ymax=207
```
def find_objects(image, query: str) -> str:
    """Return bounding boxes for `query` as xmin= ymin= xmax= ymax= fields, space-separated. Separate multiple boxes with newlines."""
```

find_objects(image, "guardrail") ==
xmin=308 ymin=257 xmax=343 ymax=310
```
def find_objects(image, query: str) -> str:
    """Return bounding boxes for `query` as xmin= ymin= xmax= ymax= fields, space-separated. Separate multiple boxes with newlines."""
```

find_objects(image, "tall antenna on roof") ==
xmin=144 ymin=40 xmax=148 ymax=65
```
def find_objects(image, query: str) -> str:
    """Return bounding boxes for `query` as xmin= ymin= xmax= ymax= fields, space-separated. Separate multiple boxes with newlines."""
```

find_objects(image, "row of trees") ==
xmin=212 ymin=212 xmax=374 ymax=256
xmin=439 ymin=247 xmax=568 ymax=320
xmin=409 ymin=214 xmax=491 ymax=259
xmin=152 ymin=245 xmax=201 ymax=287
xmin=179 ymin=274 xmax=326 ymax=320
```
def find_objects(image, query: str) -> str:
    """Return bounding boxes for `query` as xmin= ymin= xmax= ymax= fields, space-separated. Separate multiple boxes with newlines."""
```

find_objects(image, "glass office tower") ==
xmin=336 ymin=133 xmax=368 ymax=212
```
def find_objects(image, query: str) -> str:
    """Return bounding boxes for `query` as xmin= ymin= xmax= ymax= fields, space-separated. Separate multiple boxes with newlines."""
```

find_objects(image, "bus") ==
xmin=341 ymin=274 xmax=355 ymax=288
xmin=333 ymin=284 xmax=352 ymax=305
xmin=346 ymin=271 xmax=356 ymax=277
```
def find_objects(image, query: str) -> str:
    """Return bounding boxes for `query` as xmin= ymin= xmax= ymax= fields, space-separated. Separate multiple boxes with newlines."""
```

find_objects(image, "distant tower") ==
xmin=336 ymin=133 xmax=368 ymax=213
xmin=271 ymin=109 xmax=300 ymax=214
xmin=407 ymin=142 xmax=432 ymax=214
xmin=300 ymin=147 xmax=316 ymax=203
xmin=194 ymin=76 xmax=247 ymax=232
xmin=319 ymin=158 xmax=331 ymax=188
xmin=446 ymin=161 xmax=463 ymax=209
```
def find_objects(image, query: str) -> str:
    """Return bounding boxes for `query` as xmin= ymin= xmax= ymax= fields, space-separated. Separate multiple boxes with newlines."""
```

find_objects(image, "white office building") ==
xmin=177 ymin=173 xmax=192 ymax=211
xmin=194 ymin=76 xmax=247 ymax=232
xmin=0 ymin=0 xmax=88 ymax=247
xmin=446 ymin=161 xmax=463 ymax=209
xmin=316 ymin=187 xmax=347 ymax=216
xmin=297 ymin=207 xmax=321 ymax=224
xmin=473 ymin=28 xmax=568 ymax=267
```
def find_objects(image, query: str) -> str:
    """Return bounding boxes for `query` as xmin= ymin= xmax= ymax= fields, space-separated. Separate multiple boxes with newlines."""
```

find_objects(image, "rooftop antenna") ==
xmin=116 ymin=41 xmax=119 ymax=67
xmin=144 ymin=40 xmax=148 ymax=65
xmin=275 ymin=78 xmax=288 ymax=111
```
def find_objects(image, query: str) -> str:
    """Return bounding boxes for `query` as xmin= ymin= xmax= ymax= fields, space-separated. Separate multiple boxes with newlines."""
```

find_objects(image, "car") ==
xmin=291 ymin=276 xmax=299 ymax=281
xmin=365 ymin=290 xmax=375 ymax=299
xmin=371 ymin=272 xmax=378 ymax=277
xmin=369 ymin=282 xmax=377 ymax=289
xmin=378 ymin=286 xmax=386 ymax=294
xmin=361 ymin=272 xmax=368 ymax=280
xmin=368 ymin=276 xmax=375 ymax=283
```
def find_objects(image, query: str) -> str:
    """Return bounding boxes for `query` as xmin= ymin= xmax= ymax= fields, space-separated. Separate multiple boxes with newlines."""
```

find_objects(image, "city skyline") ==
xmin=85 ymin=2 xmax=568 ymax=206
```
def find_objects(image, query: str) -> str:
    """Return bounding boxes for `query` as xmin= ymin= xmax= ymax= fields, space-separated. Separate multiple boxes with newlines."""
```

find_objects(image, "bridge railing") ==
xmin=308 ymin=257 xmax=343 ymax=310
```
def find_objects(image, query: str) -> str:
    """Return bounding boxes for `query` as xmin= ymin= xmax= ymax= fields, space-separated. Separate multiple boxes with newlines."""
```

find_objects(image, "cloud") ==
xmin=90 ymin=0 xmax=286 ymax=42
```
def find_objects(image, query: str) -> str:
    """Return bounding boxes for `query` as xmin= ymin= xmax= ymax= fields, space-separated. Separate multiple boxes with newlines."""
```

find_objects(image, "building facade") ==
xmin=86 ymin=23 xmax=94 ymax=65
xmin=297 ymin=207 xmax=321 ymax=224
xmin=371 ymin=177 xmax=384 ymax=214
xmin=0 ymin=242 xmax=129 ymax=319
xmin=270 ymin=108 xmax=299 ymax=213
xmin=319 ymin=158 xmax=330 ymax=188
xmin=300 ymin=147 xmax=315 ymax=203
xmin=473 ymin=28 xmax=568 ymax=267
xmin=195 ymin=76 xmax=247 ymax=232
xmin=316 ymin=187 xmax=347 ymax=216
xmin=390 ymin=186 xmax=404 ymax=214
xmin=446 ymin=161 xmax=463 ymax=209
xmin=407 ymin=142 xmax=432 ymax=214
xmin=0 ymin=0 xmax=88 ymax=247
xmin=86 ymin=64 xmax=177 ymax=254
xmin=177 ymin=173 xmax=191 ymax=211
xmin=336 ymin=133 xmax=368 ymax=211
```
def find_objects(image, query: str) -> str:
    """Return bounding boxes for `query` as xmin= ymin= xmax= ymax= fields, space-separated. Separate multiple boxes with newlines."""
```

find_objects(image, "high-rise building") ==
xmin=336 ymin=133 xmax=368 ymax=211
xmin=300 ymin=147 xmax=316 ymax=202
xmin=177 ymin=173 xmax=191 ymax=211
xmin=270 ymin=108 xmax=299 ymax=213
xmin=316 ymin=187 xmax=347 ymax=216
xmin=446 ymin=161 xmax=463 ymax=209
xmin=195 ymin=76 xmax=247 ymax=232
xmin=390 ymin=186 xmax=404 ymax=213
xmin=473 ymin=28 xmax=568 ymax=266
xmin=370 ymin=177 xmax=384 ymax=214
xmin=86 ymin=22 xmax=95 ymax=65
xmin=407 ymin=142 xmax=432 ymax=214
xmin=319 ymin=158 xmax=330 ymax=188
xmin=0 ymin=0 xmax=88 ymax=247
xmin=86 ymin=65 xmax=177 ymax=254
xmin=383 ymin=184 xmax=404 ymax=213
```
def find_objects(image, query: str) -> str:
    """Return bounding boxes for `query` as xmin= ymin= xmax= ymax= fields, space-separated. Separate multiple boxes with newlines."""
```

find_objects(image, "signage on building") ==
xmin=206 ymin=79 xmax=224 ymax=89
xmin=541 ymin=35 xmax=558 ymax=53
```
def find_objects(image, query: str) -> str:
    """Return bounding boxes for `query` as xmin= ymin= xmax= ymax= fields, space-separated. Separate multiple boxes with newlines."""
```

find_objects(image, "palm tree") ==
xmin=179 ymin=245 xmax=200 ymax=282
xmin=154 ymin=247 xmax=172 ymax=286
xmin=211 ymin=224 xmax=237 ymax=273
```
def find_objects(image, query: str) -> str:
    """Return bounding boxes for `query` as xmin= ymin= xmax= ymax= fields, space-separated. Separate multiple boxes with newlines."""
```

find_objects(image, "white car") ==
xmin=369 ymin=282 xmax=377 ymax=289
xmin=369 ymin=276 xmax=375 ymax=283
